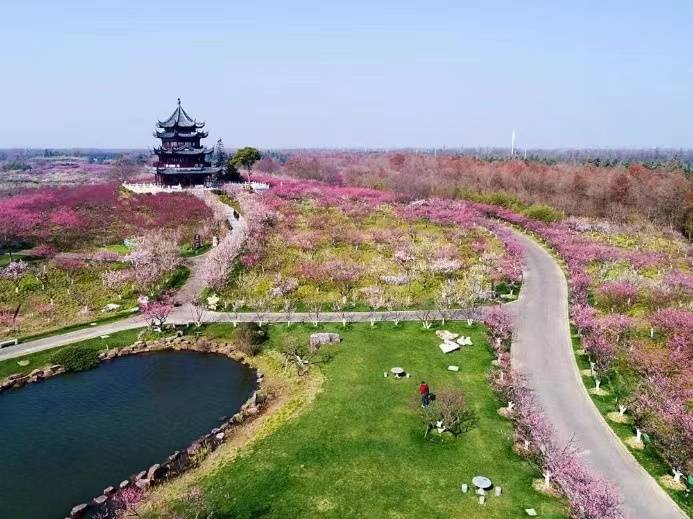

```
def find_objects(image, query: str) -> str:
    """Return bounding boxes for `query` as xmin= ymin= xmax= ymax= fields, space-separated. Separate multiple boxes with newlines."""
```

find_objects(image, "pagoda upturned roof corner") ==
xmin=157 ymin=99 xmax=205 ymax=129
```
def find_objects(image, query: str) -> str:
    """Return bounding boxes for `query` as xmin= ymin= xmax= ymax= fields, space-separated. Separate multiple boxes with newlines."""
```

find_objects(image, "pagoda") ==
xmin=152 ymin=99 xmax=222 ymax=186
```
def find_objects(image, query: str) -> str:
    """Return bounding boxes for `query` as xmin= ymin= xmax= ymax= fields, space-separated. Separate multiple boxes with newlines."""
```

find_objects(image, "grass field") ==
xmin=144 ymin=322 xmax=567 ymax=518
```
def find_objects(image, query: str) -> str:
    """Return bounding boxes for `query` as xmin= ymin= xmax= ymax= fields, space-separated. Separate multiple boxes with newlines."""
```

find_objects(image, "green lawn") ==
xmin=150 ymin=322 xmax=566 ymax=518
xmin=0 ymin=328 xmax=144 ymax=379
xmin=181 ymin=243 xmax=212 ymax=257
xmin=97 ymin=243 xmax=132 ymax=254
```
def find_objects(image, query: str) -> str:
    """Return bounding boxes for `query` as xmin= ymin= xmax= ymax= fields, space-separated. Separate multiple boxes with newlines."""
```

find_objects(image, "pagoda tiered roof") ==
xmin=154 ymin=129 xmax=209 ymax=139
xmin=154 ymin=144 xmax=214 ymax=156
xmin=157 ymin=98 xmax=205 ymax=129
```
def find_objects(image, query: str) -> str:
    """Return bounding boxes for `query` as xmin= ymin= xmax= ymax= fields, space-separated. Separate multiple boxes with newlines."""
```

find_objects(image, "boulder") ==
xmin=93 ymin=495 xmax=108 ymax=505
xmin=186 ymin=441 xmax=203 ymax=456
xmin=70 ymin=503 xmax=88 ymax=517
xmin=134 ymin=478 xmax=150 ymax=490
xmin=147 ymin=463 xmax=164 ymax=481
xmin=167 ymin=450 xmax=181 ymax=462
xmin=309 ymin=332 xmax=341 ymax=350
xmin=243 ymin=406 xmax=259 ymax=417
xmin=12 ymin=376 xmax=29 ymax=388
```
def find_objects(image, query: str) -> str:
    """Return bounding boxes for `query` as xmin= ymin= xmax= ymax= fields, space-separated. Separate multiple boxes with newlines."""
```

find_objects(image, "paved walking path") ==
xmin=0 ymin=307 xmax=465 ymax=361
xmin=509 ymin=230 xmax=685 ymax=519
xmin=175 ymin=192 xmax=247 ymax=305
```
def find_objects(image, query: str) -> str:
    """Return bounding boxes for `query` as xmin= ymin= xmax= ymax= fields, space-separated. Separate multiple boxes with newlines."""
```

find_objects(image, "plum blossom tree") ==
xmin=201 ymin=218 xmax=248 ymax=289
xmin=101 ymin=269 xmax=132 ymax=290
xmin=362 ymin=285 xmax=385 ymax=326
xmin=140 ymin=296 xmax=174 ymax=328
xmin=113 ymin=485 xmax=143 ymax=518
xmin=125 ymin=230 xmax=181 ymax=292
xmin=482 ymin=305 xmax=513 ymax=347
xmin=0 ymin=260 xmax=30 ymax=293
xmin=419 ymin=389 xmax=477 ymax=438
xmin=570 ymin=305 xmax=596 ymax=337
xmin=322 ymin=260 xmax=363 ymax=300
xmin=189 ymin=296 xmax=207 ymax=327
xmin=434 ymin=279 xmax=459 ymax=325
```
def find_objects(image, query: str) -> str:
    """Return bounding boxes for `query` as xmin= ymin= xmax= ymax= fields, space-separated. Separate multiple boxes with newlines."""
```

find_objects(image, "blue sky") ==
xmin=1 ymin=1 xmax=692 ymax=149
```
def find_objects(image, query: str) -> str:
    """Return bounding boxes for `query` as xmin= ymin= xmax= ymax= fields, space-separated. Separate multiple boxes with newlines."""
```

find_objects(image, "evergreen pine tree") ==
xmin=213 ymin=139 xmax=228 ymax=168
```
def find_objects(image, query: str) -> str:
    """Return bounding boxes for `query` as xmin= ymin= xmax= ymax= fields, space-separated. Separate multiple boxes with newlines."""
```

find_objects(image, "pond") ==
xmin=0 ymin=350 xmax=257 ymax=519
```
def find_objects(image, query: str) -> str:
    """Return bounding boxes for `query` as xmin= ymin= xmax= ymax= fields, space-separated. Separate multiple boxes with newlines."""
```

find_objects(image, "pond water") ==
xmin=0 ymin=350 xmax=256 ymax=519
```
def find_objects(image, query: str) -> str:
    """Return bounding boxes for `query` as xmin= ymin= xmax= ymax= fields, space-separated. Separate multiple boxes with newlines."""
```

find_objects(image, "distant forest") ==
xmin=256 ymin=152 xmax=693 ymax=237
xmin=2 ymin=147 xmax=691 ymax=235
xmin=1 ymin=147 xmax=693 ymax=173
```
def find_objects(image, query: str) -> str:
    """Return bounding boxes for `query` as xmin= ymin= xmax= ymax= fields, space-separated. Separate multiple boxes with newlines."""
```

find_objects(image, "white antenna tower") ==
xmin=511 ymin=130 xmax=516 ymax=157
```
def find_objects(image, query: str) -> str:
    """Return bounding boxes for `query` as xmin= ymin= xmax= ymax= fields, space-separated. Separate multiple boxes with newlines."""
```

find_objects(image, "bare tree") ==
xmin=189 ymin=297 xmax=207 ymax=327
xmin=229 ymin=300 xmax=244 ymax=328
xmin=281 ymin=336 xmax=317 ymax=376
xmin=282 ymin=297 xmax=295 ymax=327
xmin=109 ymin=157 xmax=139 ymax=184
xmin=308 ymin=300 xmax=322 ymax=326
xmin=331 ymin=298 xmax=349 ymax=327
xmin=419 ymin=308 xmax=435 ymax=330
xmin=252 ymin=294 xmax=271 ymax=327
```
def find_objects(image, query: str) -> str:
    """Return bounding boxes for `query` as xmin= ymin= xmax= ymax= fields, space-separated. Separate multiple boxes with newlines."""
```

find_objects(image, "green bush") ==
xmin=454 ymin=189 xmax=527 ymax=212
xmin=524 ymin=203 xmax=564 ymax=222
xmin=233 ymin=322 xmax=267 ymax=356
xmin=50 ymin=345 xmax=100 ymax=372
xmin=487 ymin=191 xmax=525 ymax=210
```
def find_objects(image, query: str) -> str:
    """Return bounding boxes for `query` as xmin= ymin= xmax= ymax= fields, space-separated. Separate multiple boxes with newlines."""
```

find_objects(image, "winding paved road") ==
xmin=510 ymin=230 xmax=685 ymax=519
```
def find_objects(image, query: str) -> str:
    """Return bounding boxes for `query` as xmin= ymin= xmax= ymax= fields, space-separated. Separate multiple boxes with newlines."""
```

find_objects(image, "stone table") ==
xmin=472 ymin=476 xmax=493 ymax=490
xmin=390 ymin=367 xmax=405 ymax=378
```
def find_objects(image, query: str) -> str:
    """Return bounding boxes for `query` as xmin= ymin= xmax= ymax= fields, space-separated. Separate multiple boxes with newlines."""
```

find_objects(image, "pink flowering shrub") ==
xmin=0 ymin=183 xmax=211 ymax=251
xmin=595 ymin=281 xmax=639 ymax=311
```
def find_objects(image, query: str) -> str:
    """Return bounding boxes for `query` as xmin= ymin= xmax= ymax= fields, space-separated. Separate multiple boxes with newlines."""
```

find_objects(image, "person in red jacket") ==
xmin=419 ymin=381 xmax=430 ymax=407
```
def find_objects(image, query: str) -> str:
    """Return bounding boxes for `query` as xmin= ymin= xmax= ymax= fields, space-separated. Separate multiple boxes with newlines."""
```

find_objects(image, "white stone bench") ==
xmin=439 ymin=341 xmax=460 ymax=353
xmin=456 ymin=336 xmax=473 ymax=346
xmin=436 ymin=330 xmax=458 ymax=341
